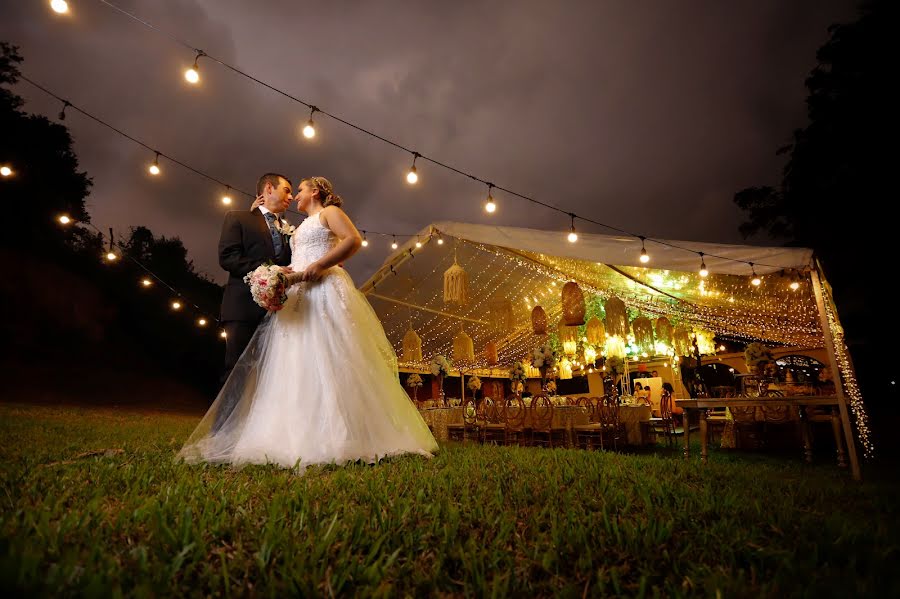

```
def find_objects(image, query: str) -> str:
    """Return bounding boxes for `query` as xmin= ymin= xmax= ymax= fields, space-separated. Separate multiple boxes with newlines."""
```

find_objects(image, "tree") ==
xmin=733 ymin=1 xmax=890 ymax=347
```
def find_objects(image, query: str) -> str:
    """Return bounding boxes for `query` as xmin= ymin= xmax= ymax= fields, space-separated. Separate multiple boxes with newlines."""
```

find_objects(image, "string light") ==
xmin=148 ymin=152 xmax=161 ymax=176
xmin=184 ymin=51 xmax=204 ymax=84
xmin=58 ymin=100 xmax=70 ymax=121
xmin=302 ymin=106 xmax=317 ymax=139
xmin=221 ymin=186 xmax=232 ymax=205
xmin=197 ymin=318 xmax=207 ymax=326
xmin=406 ymin=152 xmax=420 ymax=184
xmin=171 ymin=300 xmax=182 ymax=310
xmin=105 ymin=251 xmax=118 ymax=261
xmin=220 ymin=330 xmax=227 ymax=339
xmin=0 ymin=166 xmax=12 ymax=177
xmin=750 ymin=263 xmax=761 ymax=286
xmin=57 ymin=215 xmax=72 ymax=225
xmin=437 ymin=233 xmax=444 ymax=245
xmin=639 ymin=237 xmax=650 ymax=263
xmin=391 ymin=236 xmax=398 ymax=250
xmin=699 ymin=252 xmax=708 ymax=278
xmin=484 ymin=183 xmax=496 ymax=214
xmin=141 ymin=278 xmax=153 ymax=287
xmin=415 ymin=238 xmax=423 ymax=248
xmin=567 ymin=214 xmax=578 ymax=243
xmin=361 ymin=231 xmax=369 ymax=247
xmin=50 ymin=0 xmax=68 ymax=14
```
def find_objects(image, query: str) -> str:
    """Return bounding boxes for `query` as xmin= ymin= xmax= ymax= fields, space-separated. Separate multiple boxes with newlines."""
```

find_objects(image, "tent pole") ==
xmin=810 ymin=262 xmax=861 ymax=481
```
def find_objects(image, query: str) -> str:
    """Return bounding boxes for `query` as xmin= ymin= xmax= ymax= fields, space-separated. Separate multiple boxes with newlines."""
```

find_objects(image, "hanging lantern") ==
xmin=673 ymin=326 xmax=691 ymax=357
xmin=559 ymin=357 xmax=573 ymax=379
xmin=531 ymin=306 xmax=548 ymax=335
xmin=632 ymin=316 xmax=654 ymax=354
xmin=401 ymin=326 xmax=422 ymax=363
xmin=584 ymin=345 xmax=598 ymax=365
xmin=604 ymin=295 xmax=627 ymax=338
xmin=485 ymin=341 xmax=499 ymax=366
xmin=558 ymin=322 xmax=578 ymax=357
xmin=488 ymin=299 xmax=514 ymax=334
xmin=453 ymin=328 xmax=475 ymax=363
xmin=655 ymin=317 xmax=674 ymax=348
xmin=443 ymin=257 xmax=468 ymax=304
xmin=561 ymin=281 xmax=586 ymax=326
xmin=585 ymin=317 xmax=606 ymax=345
xmin=604 ymin=335 xmax=627 ymax=359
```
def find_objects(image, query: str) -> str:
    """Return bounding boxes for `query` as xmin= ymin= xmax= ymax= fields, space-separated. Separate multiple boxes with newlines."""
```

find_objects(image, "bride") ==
xmin=179 ymin=176 xmax=438 ymax=469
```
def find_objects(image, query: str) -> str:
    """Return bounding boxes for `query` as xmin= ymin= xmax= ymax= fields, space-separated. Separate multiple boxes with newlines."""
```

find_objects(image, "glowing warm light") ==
xmin=484 ymin=199 xmax=496 ymax=213
xmin=58 ymin=215 xmax=72 ymax=225
xmin=0 ymin=166 xmax=12 ymax=177
xmin=221 ymin=195 xmax=232 ymax=205
xmin=141 ymin=278 xmax=152 ymax=287
xmin=149 ymin=163 xmax=160 ymax=176
xmin=567 ymin=231 xmax=578 ymax=243
xmin=220 ymin=330 xmax=227 ymax=339
xmin=302 ymin=120 xmax=316 ymax=139
xmin=415 ymin=240 xmax=422 ymax=248
xmin=751 ymin=276 xmax=762 ymax=286
xmin=184 ymin=67 xmax=200 ymax=84
xmin=171 ymin=301 xmax=182 ymax=310
xmin=437 ymin=237 xmax=444 ymax=245
xmin=699 ymin=264 xmax=709 ymax=277
xmin=105 ymin=252 xmax=117 ymax=261
xmin=391 ymin=238 xmax=398 ymax=250
xmin=197 ymin=318 xmax=207 ymax=326
xmin=50 ymin=0 xmax=68 ymax=14
xmin=361 ymin=238 xmax=368 ymax=247
xmin=639 ymin=248 xmax=650 ymax=263
xmin=406 ymin=167 xmax=418 ymax=184
xmin=790 ymin=281 xmax=800 ymax=291
xmin=719 ymin=345 xmax=726 ymax=351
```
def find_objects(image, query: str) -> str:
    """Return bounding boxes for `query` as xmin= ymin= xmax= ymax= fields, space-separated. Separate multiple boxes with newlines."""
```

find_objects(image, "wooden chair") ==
xmin=447 ymin=399 xmax=478 ymax=443
xmin=597 ymin=395 xmax=626 ymax=450
xmin=572 ymin=396 xmax=605 ymax=450
xmin=648 ymin=389 xmax=676 ymax=447
xmin=502 ymin=395 xmax=528 ymax=446
xmin=480 ymin=396 xmax=506 ymax=445
xmin=529 ymin=395 xmax=568 ymax=448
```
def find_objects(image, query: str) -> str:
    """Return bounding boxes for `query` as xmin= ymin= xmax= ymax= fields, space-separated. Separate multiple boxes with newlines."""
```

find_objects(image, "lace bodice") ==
xmin=290 ymin=214 xmax=338 ymax=270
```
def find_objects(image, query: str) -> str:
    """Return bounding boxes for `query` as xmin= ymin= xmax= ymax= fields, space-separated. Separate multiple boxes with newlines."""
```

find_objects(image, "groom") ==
xmin=218 ymin=173 xmax=293 ymax=386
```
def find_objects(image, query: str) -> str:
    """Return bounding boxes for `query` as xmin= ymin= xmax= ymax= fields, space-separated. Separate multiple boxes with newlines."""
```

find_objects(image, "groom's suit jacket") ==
xmin=218 ymin=207 xmax=292 ymax=322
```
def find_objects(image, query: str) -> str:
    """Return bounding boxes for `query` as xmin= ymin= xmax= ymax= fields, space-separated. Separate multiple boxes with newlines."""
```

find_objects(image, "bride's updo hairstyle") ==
xmin=304 ymin=176 xmax=344 ymax=208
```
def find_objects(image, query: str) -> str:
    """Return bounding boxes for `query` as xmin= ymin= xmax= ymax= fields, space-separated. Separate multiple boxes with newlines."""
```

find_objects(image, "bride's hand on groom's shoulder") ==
xmin=250 ymin=195 xmax=264 ymax=210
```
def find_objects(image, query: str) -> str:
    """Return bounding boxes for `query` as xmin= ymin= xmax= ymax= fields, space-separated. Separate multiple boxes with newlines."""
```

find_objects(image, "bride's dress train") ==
xmin=179 ymin=215 xmax=437 ymax=469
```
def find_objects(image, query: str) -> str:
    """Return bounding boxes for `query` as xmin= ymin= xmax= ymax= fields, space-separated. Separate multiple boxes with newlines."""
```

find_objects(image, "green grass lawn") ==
xmin=1 ymin=403 xmax=897 ymax=597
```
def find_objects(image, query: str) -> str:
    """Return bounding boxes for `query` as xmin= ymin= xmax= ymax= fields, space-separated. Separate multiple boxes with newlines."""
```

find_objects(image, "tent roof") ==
xmin=361 ymin=221 xmax=821 ymax=371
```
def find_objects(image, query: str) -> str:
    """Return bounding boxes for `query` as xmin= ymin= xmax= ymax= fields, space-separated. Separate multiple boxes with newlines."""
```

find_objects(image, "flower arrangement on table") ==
xmin=406 ymin=373 xmax=423 ymax=402
xmin=430 ymin=355 xmax=451 ymax=405
xmin=508 ymin=362 xmax=528 ymax=394
xmin=744 ymin=342 xmax=775 ymax=375
xmin=467 ymin=375 xmax=482 ymax=397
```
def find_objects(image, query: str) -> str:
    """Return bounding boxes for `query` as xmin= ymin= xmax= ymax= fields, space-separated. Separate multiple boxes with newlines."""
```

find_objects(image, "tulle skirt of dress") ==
xmin=178 ymin=267 xmax=438 ymax=470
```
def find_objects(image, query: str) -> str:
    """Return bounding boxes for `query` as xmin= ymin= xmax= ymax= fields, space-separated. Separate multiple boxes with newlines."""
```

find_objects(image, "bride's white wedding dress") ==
xmin=179 ymin=214 xmax=437 ymax=469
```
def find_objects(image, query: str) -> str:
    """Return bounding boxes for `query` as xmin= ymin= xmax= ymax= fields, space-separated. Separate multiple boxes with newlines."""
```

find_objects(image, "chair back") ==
xmin=503 ymin=394 xmax=527 ymax=428
xmin=599 ymin=395 xmax=620 ymax=428
xmin=480 ymin=397 xmax=502 ymax=424
xmin=659 ymin=389 xmax=673 ymax=419
xmin=530 ymin=394 xmax=554 ymax=431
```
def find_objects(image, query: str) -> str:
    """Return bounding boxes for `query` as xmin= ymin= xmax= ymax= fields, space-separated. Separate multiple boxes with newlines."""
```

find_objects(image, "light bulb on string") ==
xmin=57 ymin=215 xmax=72 ymax=225
xmin=750 ymin=262 xmax=761 ymax=286
xmin=484 ymin=183 xmax=496 ymax=213
xmin=699 ymin=252 xmax=709 ymax=278
xmin=221 ymin=186 xmax=232 ymax=205
xmin=58 ymin=101 xmax=70 ymax=121
xmin=148 ymin=152 xmax=161 ymax=176
xmin=50 ymin=0 xmax=68 ymax=14
xmin=789 ymin=269 xmax=800 ymax=291
xmin=105 ymin=251 xmax=117 ymax=262
xmin=197 ymin=318 xmax=207 ymax=327
xmin=171 ymin=300 xmax=182 ymax=311
xmin=219 ymin=330 xmax=227 ymax=339
xmin=437 ymin=233 xmax=444 ymax=245
xmin=415 ymin=238 xmax=422 ymax=248
xmin=302 ymin=106 xmax=317 ymax=139
xmin=391 ymin=235 xmax=398 ymax=250
xmin=184 ymin=50 xmax=204 ymax=84
xmin=639 ymin=236 xmax=650 ymax=263
xmin=0 ymin=166 xmax=13 ymax=177
xmin=406 ymin=152 xmax=420 ymax=184
xmin=361 ymin=231 xmax=368 ymax=247
xmin=567 ymin=214 xmax=578 ymax=243
xmin=141 ymin=278 xmax=153 ymax=287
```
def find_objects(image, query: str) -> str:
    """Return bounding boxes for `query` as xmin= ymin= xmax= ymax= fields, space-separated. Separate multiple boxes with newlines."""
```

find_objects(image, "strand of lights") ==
xmin=821 ymin=279 xmax=873 ymax=458
xmin=75 ymin=0 xmax=809 ymax=274
xmin=58 ymin=215 xmax=225 ymax=335
xmin=17 ymin=75 xmax=422 ymax=245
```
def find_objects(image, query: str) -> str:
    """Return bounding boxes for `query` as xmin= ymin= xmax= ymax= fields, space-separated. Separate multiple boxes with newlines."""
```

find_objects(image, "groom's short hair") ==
xmin=256 ymin=173 xmax=292 ymax=196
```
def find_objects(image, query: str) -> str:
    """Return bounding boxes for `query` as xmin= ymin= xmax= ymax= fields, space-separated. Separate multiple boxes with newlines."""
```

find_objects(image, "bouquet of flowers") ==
xmin=243 ymin=264 xmax=302 ymax=311
xmin=545 ymin=380 xmax=557 ymax=394
xmin=467 ymin=375 xmax=482 ymax=392
xmin=605 ymin=356 xmax=624 ymax=376
xmin=531 ymin=343 xmax=557 ymax=370
xmin=509 ymin=362 xmax=528 ymax=385
xmin=744 ymin=342 xmax=774 ymax=371
xmin=430 ymin=355 xmax=451 ymax=378
xmin=406 ymin=373 xmax=423 ymax=388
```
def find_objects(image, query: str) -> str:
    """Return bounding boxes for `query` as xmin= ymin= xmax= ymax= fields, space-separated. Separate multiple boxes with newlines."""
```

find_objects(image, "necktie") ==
xmin=264 ymin=212 xmax=284 ymax=255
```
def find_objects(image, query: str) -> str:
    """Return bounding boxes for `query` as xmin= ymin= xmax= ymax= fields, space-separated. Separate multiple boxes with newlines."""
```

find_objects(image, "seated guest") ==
xmin=662 ymin=382 xmax=684 ymax=418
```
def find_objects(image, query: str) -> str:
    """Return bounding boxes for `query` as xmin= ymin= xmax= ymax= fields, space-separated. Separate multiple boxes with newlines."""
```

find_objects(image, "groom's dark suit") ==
xmin=218 ymin=207 xmax=291 ymax=386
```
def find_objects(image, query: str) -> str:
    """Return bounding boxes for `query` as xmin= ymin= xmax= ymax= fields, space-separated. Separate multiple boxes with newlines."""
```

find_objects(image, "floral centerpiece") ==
xmin=531 ymin=343 xmax=557 ymax=390
xmin=467 ymin=375 xmax=482 ymax=400
xmin=430 ymin=355 xmax=451 ymax=405
xmin=509 ymin=362 xmax=528 ymax=396
xmin=406 ymin=373 xmax=423 ymax=402
xmin=744 ymin=342 xmax=775 ymax=376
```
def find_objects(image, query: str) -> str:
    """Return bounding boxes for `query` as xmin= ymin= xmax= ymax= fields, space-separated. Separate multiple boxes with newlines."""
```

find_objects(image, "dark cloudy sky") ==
xmin=2 ymin=0 xmax=857 ymax=284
